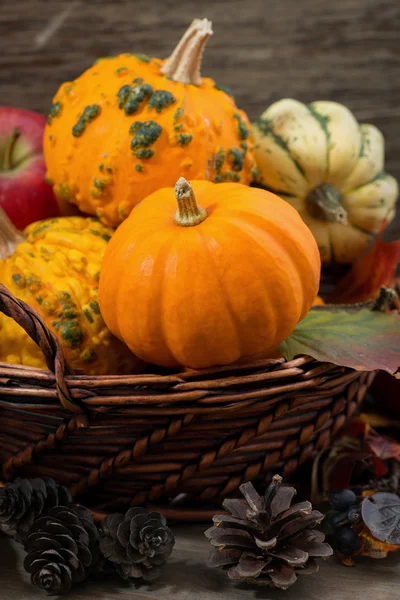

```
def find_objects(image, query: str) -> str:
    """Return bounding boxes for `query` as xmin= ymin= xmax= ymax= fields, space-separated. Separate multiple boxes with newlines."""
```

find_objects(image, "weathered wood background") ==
xmin=2 ymin=0 xmax=399 ymax=187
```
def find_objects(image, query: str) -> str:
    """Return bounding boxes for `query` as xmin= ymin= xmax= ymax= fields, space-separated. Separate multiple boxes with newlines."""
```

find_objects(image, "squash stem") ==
xmin=2 ymin=129 xmax=21 ymax=172
xmin=161 ymin=18 xmax=213 ymax=85
xmin=0 ymin=207 xmax=25 ymax=259
xmin=174 ymin=177 xmax=207 ymax=227
xmin=306 ymin=183 xmax=348 ymax=225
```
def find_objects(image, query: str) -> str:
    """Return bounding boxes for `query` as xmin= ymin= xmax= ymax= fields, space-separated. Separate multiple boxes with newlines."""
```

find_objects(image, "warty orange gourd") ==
xmin=43 ymin=19 xmax=255 ymax=227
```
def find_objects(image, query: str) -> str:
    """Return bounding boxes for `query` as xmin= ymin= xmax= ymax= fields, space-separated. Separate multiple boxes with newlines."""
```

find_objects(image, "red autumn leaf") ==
xmin=329 ymin=224 xmax=400 ymax=304
xmin=365 ymin=432 xmax=400 ymax=462
xmin=368 ymin=455 xmax=390 ymax=478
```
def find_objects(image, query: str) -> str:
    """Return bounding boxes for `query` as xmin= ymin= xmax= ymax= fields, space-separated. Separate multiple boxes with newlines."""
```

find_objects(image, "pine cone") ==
xmin=23 ymin=505 xmax=99 ymax=596
xmin=0 ymin=477 xmax=72 ymax=541
xmin=206 ymin=475 xmax=333 ymax=590
xmin=99 ymin=507 xmax=175 ymax=582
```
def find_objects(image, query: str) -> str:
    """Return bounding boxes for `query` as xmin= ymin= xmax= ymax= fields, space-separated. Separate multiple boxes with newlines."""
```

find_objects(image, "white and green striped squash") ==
xmin=252 ymin=99 xmax=398 ymax=264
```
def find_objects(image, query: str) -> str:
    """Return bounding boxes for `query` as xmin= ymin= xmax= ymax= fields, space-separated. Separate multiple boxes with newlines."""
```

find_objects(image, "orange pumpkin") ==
xmin=313 ymin=295 xmax=325 ymax=306
xmin=44 ymin=19 xmax=255 ymax=227
xmin=99 ymin=178 xmax=321 ymax=369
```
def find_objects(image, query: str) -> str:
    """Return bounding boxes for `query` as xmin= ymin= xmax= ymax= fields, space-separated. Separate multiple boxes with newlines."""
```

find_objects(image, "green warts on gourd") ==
xmin=47 ymin=102 xmax=62 ymax=125
xmin=51 ymin=292 xmax=84 ymax=347
xmin=213 ymin=147 xmax=225 ymax=182
xmin=171 ymin=106 xmax=193 ymax=146
xmin=177 ymin=134 xmax=193 ymax=146
xmin=119 ymin=81 xmax=153 ymax=115
xmin=98 ymin=164 xmax=113 ymax=175
xmin=222 ymin=171 xmax=240 ymax=182
xmin=91 ymin=176 xmax=111 ymax=199
xmin=148 ymin=90 xmax=176 ymax=113
xmin=214 ymin=83 xmax=233 ymax=97
xmin=129 ymin=120 xmax=162 ymax=159
xmin=132 ymin=53 xmax=152 ymax=63
xmin=94 ymin=178 xmax=108 ymax=190
xmin=58 ymin=183 xmax=73 ymax=201
xmin=212 ymin=145 xmax=246 ymax=184
xmin=83 ymin=299 xmax=100 ymax=325
xmin=233 ymin=113 xmax=249 ymax=140
xmin=228 ymin=148 xmax=244 ymax=172
xmin=12 ymin=273 xmax=25 ymax=288
xmin=72 ymin=105 xmax=101 ymax=137
xmin=80 ymin=347 xmax=97 ymax=363
xmin=118 ymin=80 xmax=177 ymax=116
xmin=88 ymin=228 xmax=111 ymax=242
xmin=53 ymin=319 xmax=84 ymax=347
xmin=90 ymin=300 xmax=100 ymax=314
xmin=174 ymin=107 xmax=184 ymax=121
xmin=136 ymin=148 xmax=154 ymax=159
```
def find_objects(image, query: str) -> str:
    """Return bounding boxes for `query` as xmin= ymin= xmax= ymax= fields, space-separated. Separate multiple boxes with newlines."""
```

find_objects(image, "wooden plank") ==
xmin=1 ymin=0 xmax=400 ymax=186
xmin=1 ymin=525 xmax=399 ymax=599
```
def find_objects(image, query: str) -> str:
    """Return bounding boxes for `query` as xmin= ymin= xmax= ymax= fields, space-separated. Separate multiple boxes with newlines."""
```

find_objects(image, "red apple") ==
xmin=0 ymin=107 xmax=61 ymax=230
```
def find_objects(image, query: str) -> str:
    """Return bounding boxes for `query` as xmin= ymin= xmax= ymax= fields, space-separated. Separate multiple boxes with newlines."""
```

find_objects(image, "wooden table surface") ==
xmin=1 ymin=525 xmax=400 ymax=600
xmin=2 ymin=0 xmax=400 ymax=183
xmin=1 ymin=1 xmax=400 ymax=597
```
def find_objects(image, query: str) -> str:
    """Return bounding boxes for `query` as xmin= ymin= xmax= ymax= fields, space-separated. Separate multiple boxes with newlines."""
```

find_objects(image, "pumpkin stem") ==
xmin=306 ymin=183 xmax=348 ymax=225
xmin=2 ymin=129 xmax=21 ymax=172
xmin=174 ymin=177 xmax=207 ymax=227
xmin=161 ymin=18 xmax=213 ymax=85
xmin=0 ymin=206 xmax=25 ymax=259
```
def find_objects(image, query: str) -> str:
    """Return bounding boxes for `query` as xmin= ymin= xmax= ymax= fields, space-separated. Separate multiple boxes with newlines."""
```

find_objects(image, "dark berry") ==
xmin=329 ymin=510 xmax=350 ymax=529
xmin=330 ymin=489 xmax=357 ymax=511
xmin=347 ymin=504 xmax=362 ymax=524
xmin=335 ymin=525 xmax=360 ymax=556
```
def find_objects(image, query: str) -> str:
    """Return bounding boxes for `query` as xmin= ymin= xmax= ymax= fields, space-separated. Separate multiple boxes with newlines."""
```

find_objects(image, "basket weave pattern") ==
xmin=0 ymin=284 xmax=375 ymax=519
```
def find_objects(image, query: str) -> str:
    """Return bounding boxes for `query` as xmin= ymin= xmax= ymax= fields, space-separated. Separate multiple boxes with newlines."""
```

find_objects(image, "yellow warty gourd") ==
xmin=0 ymin=210 xmax=142 ymax=375
xmin=252 ymin=99 xmax=398 ymax=264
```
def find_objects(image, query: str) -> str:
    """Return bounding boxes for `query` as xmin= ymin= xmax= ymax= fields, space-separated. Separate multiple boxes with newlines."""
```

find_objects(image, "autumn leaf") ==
xmin=356 ymin=524 xmax=400 ymax=560
xmin=365 ymin=432 xmax=400 ymax=462
xmin=329 ymin=227 xmax=400 ymax=304
xmin=278 ymin=309 xmax=400 ymax=374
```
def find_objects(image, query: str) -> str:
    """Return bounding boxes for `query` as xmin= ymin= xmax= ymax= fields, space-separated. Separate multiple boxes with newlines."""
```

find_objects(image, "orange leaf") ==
xmin=329 ymin=225 xmax=400 ymax=304
xmin=357 ymin=524 xmax=400 ymax=559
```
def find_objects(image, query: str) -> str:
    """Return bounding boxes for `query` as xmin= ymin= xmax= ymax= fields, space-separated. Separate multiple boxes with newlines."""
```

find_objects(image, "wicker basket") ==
xmin=0 ymin=284 xmax=376 ymax=521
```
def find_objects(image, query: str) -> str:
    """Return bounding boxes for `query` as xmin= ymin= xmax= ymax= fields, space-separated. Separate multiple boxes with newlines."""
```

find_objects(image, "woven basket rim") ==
xmin=0 ymin=282 xmax=359 ymax=413
xmin=0 ymin=284 xmax=376 ymax=518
